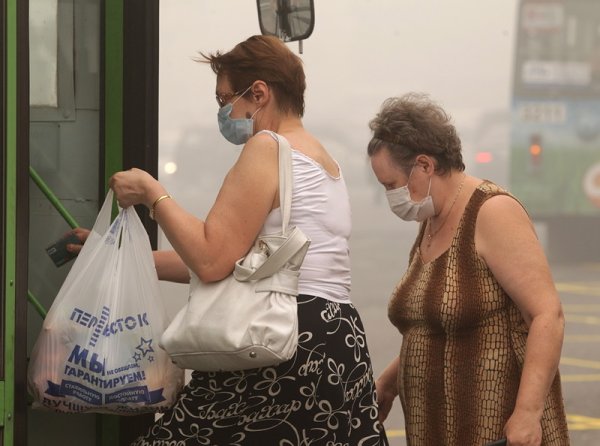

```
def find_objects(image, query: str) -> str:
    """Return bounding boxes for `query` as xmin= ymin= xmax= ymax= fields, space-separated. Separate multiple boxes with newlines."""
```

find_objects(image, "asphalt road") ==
xmin=352 ymin=224 xmax=600 ymax=445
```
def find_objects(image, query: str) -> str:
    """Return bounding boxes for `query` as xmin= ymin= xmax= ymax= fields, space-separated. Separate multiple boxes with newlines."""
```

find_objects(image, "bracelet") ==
xmin=149 ymin=194 xmax=171 ymax=220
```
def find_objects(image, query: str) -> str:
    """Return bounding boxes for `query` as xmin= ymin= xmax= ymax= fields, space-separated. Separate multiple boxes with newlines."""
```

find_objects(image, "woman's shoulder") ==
xmin=476 ymin=185 xmax=531 ymax=235
xmin=475 ymin=179 xmax=510 ymax=197
xmin=470 ymin=180 xmax=524 ymax=214
xmin=475 ymin=180 xmax=525 ymax=210
xmin=249 ymin=130 xmax=279 ymax=145
xmin=229 ymin=133 xmax=280 ymax=178
xmin=242 ymin=131 xmax=279 ymax=157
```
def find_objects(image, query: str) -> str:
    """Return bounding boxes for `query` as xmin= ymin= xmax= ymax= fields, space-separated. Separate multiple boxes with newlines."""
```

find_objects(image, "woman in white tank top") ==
xmin=82 ymin=35 xmax=388 ymax=445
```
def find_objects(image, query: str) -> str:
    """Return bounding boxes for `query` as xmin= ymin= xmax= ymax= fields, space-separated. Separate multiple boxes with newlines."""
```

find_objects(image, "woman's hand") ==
xmin=375 ymin=357 xmax=400 ymax=424
xmin=504 ymin=409 xmax=542 ymax=446
xmin=375 ymin=376 xmax=397 ymax=423
xmin=65 ymin=228 xmax=91 ymax=255
xmin=109 ymin=168 xmax=166 ymax=209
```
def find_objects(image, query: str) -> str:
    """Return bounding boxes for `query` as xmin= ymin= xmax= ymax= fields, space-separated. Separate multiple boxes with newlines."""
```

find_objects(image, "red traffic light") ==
xmin=529 ymin=143 xmax=542 ymax=156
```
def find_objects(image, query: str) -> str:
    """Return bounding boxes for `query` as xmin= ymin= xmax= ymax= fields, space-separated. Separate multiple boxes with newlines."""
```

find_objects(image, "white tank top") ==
xmin=260 ymin=135 xmax=352 ymax=303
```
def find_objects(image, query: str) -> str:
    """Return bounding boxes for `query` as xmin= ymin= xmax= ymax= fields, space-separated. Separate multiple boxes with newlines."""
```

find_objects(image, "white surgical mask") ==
xmin=385 ymin=168 xmax=435 ymax=222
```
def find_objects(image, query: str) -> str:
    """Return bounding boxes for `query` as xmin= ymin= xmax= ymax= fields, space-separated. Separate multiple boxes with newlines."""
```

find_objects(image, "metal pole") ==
xmin=4 ymin=0 xmax=18 ymax=443
xmin=27 ymin=167 xmax=79 ymax=320
xmin=28 ymin=166 xmax=80 ymax=229
xmin=27 ymin=291 xmax=47 ymax=319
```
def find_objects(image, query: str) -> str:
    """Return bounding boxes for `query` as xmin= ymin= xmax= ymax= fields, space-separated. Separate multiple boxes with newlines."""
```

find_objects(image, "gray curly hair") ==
xmin=367 ymin=92 xmax=465 ymax=175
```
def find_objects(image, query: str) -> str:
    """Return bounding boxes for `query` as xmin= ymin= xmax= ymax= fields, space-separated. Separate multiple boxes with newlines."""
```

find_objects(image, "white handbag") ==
xmin=159 ymin=133 xmax=310 ymax=372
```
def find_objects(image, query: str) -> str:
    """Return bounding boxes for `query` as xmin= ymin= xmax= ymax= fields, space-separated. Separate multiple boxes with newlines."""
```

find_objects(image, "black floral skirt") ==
xmin=131 ymin=294 xmax=389 ymax=446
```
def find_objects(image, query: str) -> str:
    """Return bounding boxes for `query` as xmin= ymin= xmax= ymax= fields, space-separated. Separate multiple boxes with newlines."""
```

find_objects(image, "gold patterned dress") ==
xmin=389 ymin=181 xmax=569 ymax=445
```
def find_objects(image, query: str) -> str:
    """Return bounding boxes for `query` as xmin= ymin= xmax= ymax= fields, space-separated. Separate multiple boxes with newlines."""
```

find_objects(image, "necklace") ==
xmin=426 ymin=173 xmax=466 ymax=248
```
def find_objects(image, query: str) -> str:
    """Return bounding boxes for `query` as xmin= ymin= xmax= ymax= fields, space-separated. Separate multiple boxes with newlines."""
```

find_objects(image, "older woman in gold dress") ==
xmin=369 ymin=93 xmax=569 ymax=446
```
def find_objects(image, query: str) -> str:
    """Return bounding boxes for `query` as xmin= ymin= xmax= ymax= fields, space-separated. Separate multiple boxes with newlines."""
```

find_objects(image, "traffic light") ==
xmin=529 ymin=134 xmax=543 ymax=171
xmin=475 ymin=151 xmax=493 ymax=164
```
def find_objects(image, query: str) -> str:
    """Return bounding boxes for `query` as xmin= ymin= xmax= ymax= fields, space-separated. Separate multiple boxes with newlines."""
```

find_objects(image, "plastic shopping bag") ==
xmin=27 ymin=190 xmax=184 ymax=414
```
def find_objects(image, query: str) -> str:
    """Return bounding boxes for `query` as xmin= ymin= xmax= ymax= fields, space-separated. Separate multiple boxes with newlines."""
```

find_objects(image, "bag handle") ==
xmin=274 ymin=132 xmax=293 ymax=233
xmin=91 ymin=189 xmax=117 ymax=235
xmin=234 ymin=226 xmax=309 ymax=281
xmin=233 ymin=131 xmax=310 ymax=282
xmin=254 ymin=130 xmax=293 ymax=232
xmin=233 ymin=132 xmax=308 ymax=281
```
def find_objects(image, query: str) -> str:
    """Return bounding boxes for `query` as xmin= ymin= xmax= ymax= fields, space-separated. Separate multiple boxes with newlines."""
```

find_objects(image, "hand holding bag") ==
xmin=159 ymin=132 xmax=310 ymax=371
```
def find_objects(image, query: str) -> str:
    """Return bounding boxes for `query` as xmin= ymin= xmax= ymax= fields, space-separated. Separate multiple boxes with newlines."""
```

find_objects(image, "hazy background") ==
xmin=155 ymin=3 xmax=518 ymax=316
xmin=155 ymin=0 xmax=519 ymax=437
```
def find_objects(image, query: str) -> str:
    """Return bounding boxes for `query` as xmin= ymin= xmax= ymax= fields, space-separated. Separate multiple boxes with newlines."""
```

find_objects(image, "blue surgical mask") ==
xmin=217 ymin=88 xmax=260 ymax=145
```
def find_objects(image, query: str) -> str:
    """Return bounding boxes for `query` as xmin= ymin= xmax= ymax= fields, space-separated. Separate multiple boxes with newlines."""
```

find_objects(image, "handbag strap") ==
xmin=234 ymin=226 xmax=309 ymax=281
xmin=275 ymin=132 xmax=293 ymax=233
xmin=255 ymin=130 xmax=293 ymax=232
xmin=233 ymin=132 xmax=309 ymax=282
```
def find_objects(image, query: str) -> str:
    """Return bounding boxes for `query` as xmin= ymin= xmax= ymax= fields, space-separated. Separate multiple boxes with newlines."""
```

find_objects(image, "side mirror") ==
xmin=256 ymin=0 xmax=315 ymax=43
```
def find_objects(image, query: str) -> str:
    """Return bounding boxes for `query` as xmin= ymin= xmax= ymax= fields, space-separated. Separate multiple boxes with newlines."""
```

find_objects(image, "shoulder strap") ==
xmin=275 ymin=133 xmax=293 ymax=232
xmin=234 ymin=227 xmax=310 ymax=281
xmin=254 ymin=130 xmax=293 ymax=233
xmin=232 ymin=133 xmax=311 ymax=281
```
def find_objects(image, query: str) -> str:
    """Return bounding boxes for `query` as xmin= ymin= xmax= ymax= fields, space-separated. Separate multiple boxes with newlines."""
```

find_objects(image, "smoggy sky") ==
xmin=156 ymin=0 xmax=518 ymax=245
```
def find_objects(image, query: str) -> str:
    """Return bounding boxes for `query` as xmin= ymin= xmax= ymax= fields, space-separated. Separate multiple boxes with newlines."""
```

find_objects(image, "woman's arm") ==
xmin=476 ymin=195 xmax=564 ymax=446
xmin=375 ymin=356 xmax=400 ymax=423
xmin=153 ymin=250 xmax=189 ymax=283
xmin=110 ymin=133 xmax=279 ymax=283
